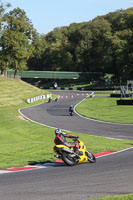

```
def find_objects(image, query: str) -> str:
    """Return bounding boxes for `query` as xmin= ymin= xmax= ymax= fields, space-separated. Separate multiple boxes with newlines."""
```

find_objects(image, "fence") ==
xmin=25 ymin=94 xmax=52 ymax=103
xmin=7 ymin=70 xmax=102 ymax=80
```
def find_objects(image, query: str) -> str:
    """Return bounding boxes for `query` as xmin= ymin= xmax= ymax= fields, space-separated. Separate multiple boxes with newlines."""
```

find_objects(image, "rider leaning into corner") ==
xmin=54 ymin=128 xmax=82 ymax=155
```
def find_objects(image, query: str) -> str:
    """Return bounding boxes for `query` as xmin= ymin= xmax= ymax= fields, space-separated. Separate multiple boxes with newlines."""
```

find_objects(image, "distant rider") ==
xmin=54 ymin=128 xmax=80 ymax=154
xmin=69 ymin=105 xmax=74 ymax=115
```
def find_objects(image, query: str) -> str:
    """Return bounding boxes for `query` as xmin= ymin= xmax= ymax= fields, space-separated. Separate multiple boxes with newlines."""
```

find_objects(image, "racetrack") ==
xmin=0 ymin=148 xmax=133 ymax=200
xmin=0 ymin=91 xmax=133 ymax=200
xmin=20 ymin=91 xmax=133 ymax=140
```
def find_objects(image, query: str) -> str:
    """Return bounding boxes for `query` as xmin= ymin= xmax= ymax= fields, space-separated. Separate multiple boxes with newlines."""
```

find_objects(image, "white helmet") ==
xmin=55 ymin=128 xmax=61 ymax=135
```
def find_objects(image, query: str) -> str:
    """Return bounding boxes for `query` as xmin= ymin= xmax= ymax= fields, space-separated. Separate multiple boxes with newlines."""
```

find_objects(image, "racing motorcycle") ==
xmin=69 ymin=110 xmax=73 ymax=116
xmin=69 ymin=106 xmax=73 ymax=116
xmin=53 ymin=138 xmax=96 ymax=166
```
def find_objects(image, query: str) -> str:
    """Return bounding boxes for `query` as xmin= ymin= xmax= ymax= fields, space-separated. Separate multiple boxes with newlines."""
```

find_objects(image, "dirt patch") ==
xmin=18 ymin=115 xmax=28 ymax=121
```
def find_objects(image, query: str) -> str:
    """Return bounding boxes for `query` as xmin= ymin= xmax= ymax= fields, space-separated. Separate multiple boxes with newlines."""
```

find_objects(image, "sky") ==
xmin=5 ymin=0 xmax=133 ymax=35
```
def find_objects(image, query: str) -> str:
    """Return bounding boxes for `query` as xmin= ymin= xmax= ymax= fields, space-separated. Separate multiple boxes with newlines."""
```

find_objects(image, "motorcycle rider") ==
xmin=69 ymin=105 xmax=74 ymax=115
xmin=54 ymin=128 xmax=80 ymax=154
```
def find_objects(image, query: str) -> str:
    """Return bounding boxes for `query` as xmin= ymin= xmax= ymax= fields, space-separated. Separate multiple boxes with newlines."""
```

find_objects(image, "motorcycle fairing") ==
xmin=78 ymin=140 xmax=88 ymax=163
xmin=53 ymin=144 xmax=71 ymax=155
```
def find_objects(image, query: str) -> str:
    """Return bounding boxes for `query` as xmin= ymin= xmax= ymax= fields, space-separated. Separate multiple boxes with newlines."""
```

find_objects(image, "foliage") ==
xmin=0 ymin=4 xmax=133 ymax=83
xmin=28 ymin=8 xmax=133 ymax=83
xmin=0 ymin=6 xmax=37 ymax=77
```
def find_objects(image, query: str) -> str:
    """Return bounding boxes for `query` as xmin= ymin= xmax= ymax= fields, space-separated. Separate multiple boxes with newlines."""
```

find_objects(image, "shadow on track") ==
xmin=28 ymin=160 xmax=66 ymax=167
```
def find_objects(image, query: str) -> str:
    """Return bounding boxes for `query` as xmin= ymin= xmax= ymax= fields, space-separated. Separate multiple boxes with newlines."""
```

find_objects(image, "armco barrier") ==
xmin=117 ymin=99 xmax=133 ymax=105
xmin=25 ymin=94 xmax=52 ymax=103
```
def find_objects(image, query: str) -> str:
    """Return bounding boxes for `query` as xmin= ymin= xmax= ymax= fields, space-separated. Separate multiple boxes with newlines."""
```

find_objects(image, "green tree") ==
xmin=25 ymin=7 xmax=133 ymax=85
xmin=88 ymin=17 xmax=112 ymax=72
xmin=28 ymin=34 xmax=48 ymax=70
xmin=1 ymin=7 xmax=37 ymax=77
xmin=0 ymin=1 xmax=11 ymax=75
xmin=74 ymin=24 xmax=92 ymax=72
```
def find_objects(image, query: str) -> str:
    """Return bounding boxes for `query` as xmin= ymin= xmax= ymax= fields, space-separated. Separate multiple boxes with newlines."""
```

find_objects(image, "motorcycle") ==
xmin=69 ymin=110 xmax=73 ymax=116
xmin=69 ymin=106 xmax=74 ymax=116
xmin=55 ymin=98 xmax=58 ymax=102
xmin=48 ymin=98 xmax=51 ymax=103
xmin=53 ymin=138 xmax=96 ymax=166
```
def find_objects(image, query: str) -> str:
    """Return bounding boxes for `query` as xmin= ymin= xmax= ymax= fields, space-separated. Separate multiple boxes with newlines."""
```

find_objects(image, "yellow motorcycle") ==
xmin=53 ymin=138 xmax=96 ymax=166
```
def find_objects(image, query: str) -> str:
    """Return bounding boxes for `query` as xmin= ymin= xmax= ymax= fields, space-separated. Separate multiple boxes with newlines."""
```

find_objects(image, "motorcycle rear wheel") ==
xmin=69 ymin=112 xmax=73 ymax=116
xmin=62 ymin=152 xmax=77 ymax=166
xmin=85 ymin=150 xmax=96 ymax=163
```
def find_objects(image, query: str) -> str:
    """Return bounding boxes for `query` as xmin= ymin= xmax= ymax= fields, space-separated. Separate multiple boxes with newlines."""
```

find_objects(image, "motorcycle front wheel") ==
xmin=85 ymin=150 xmax=96 ymax=163
xmin=62 ymin=152 xmax=77 ymax=166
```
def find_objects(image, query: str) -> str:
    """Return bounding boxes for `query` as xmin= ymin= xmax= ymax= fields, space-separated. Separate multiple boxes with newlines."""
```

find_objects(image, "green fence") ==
xmin=7 ymin=71 xmax=102 ymax=79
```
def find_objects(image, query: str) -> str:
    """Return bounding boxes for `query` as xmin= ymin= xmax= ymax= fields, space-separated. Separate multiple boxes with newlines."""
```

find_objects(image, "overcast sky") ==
xmin=7 ymin=0 xmax=133 ymax=34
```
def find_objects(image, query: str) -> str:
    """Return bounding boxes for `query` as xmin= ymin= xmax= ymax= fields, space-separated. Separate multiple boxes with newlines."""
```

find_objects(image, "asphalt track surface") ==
xmin=0 ymin=149 xmax=133 ymax=200
xmin=20 ymin=91 xmax=133 ymax=140
xmin=0 ymin=91 xmax=133 ymax=200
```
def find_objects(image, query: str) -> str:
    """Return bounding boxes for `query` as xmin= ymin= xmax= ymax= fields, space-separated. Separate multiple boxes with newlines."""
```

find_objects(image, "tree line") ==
xmin=0 ymin=2 xmax=133 ymax=81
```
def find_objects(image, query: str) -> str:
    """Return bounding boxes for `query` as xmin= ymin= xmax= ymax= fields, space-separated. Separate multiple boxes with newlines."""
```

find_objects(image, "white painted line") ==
xmin=25 ymin=165 xmax=47 ymax=169
xmin=0 ymin=166 xmax=47 ymax=175
xmin=0 ymin=170 xmax=13 ymax=174
xmin=74 ymin=96 xmax=133 ymax=126
xmin=18 ymin=106 xmax=72 ymax=133
xmin=0 ymin=148 xmax=132 ymax=175
xmin=19 ymin=95 xmax=133 ymax=139
xmin=96 ymin=147 xmax=133 ymax=158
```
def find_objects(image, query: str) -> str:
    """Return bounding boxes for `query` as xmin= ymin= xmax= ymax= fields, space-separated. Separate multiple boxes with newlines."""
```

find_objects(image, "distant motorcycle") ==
xmin=48 ymin=98 xmax=51 ymax=103
xmin=53 ymin=138 xmax=96 ymax=166
xmin=69 ymin=105 xmax=74 ymax=116
xmin=69 ymin=110 xmax=73 ymax=116
xmin=54 ymin=97 xmax=58 ymax=102
xmin=54 ymin=95 xmax=60 ymax=102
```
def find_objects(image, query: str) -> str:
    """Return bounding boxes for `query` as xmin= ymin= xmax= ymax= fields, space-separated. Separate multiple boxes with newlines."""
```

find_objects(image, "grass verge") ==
xmin=76 ymin=97 xmax=133 ymax=124
xmin=89 ymin=194 xmax=133 ymax=200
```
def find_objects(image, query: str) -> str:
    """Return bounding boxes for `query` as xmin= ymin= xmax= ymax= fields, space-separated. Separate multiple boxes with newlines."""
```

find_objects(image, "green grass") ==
xmin=76 ymin=97 xmax=133 ymax=124
xmin=89 ymin=194 xmax=133 ymax=200
xmin=0 ymin=78 xmax=132 ymax=169
xmin=0 ymin=104 xmax=132 ymax=169
xmin=0 ymin=78 xmax=47 ymax=106
xmin=1 ymin=102 xmax=132 ymax=169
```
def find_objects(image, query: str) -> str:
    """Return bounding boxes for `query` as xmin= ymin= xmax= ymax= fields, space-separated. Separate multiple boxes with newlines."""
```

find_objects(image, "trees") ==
xmin=0 ymin=7 xmax=37 ymax=77
xmin=103 ymin=8 xmax=133 ymax=81
xmin=86 ymin=17 xmax=111 ymax=72
xmin=27 ymin=34 xmax=48 ymax=71
xmin=0 ymin=2 xmax=10 ymax=76
xmin=28 ymin=7 xmax=133 ymax=83
xmin=72 ymin=24 xmax=92 ymax=72
xmin=0 ymin=4 xmax=132 ymax=82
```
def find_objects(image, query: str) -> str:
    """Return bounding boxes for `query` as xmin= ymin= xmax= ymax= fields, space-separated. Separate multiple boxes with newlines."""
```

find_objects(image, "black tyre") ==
xmin=69 ymin=112 xmax=73 ymax=116
xmin=62 ymin=152 xmax=77 ymax=166
xmin=85 ymin=150 xmax=96 ymax=163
